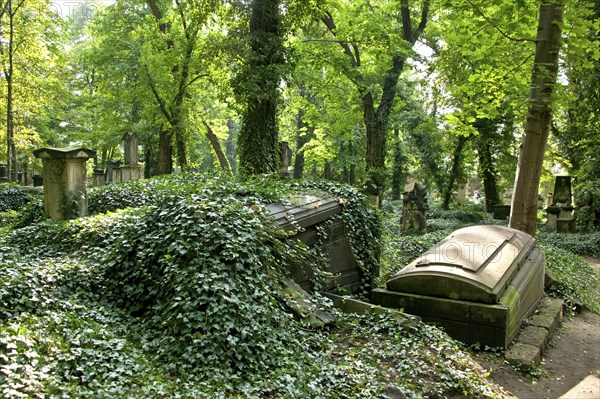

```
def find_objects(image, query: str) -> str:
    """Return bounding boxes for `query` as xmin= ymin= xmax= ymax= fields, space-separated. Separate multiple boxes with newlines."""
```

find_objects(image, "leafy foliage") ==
xmin=538 ymin=230 xmax=600 ymax=258
xmin=0 ymin=173 xmax=510 ymax=398
xmin=540 ymin=243 xmax=600 ymax=313
xmin=0 ymin=184 xmax=34 ymax=213
xmin=574 ymin=179 xmax=600 ymax=232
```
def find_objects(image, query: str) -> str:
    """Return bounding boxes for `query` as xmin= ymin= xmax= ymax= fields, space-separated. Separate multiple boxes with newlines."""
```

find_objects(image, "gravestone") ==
xmin=401 ymin=182 xmax=428 ymax=231
xmin=372 ymin=225 xmax=545 ymax=347
xmin=105 ymin=160 xmax=121 ymax=183
xmin=279 ymin=141 xmax=293 ymax=178
xmin=32 ymin=174 xmax=43 ymax=187
xmin=267 ymin=192 xmax=370 ymax=294
xmin=93 ymin=168 xmax=106 ymax=187
xmin=120 ymin=133 xmax=142 ymax=182
xmin=456 ymin=182 xmax=467 ymax=204
xmin=33 ymin=147 xmax=96 ymax=220
xmin=0 ymin=163 xmax=8 ymax=184
xmin=493 ymin=204 xmax=511 ymax=220
xmin=546 ymin=176 xmax=575 ymax=232
xmin=362 ymin=179 xmax=382 ymax=207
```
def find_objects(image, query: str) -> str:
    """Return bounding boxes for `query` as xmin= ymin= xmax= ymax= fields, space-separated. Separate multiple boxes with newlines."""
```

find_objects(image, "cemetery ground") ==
xmin=1 ymin=176 xmax=600 ymax=398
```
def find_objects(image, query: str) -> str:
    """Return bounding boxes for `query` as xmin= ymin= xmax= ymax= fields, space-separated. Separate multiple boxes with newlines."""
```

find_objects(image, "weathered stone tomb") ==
xmin=372 ymin=225 xmax=545 ymax=347
xmin=267 ymin=193 xmax=368 ymax=294
xmin=33 ymin=147 xmax=96 ymax=220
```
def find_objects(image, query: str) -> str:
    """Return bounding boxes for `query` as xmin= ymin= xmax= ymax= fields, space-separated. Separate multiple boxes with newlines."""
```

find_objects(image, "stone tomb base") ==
xmin=372 ymin=225 xmax=545 ymax=348
xmin=372 ymin=253 xmax=544 ymax=347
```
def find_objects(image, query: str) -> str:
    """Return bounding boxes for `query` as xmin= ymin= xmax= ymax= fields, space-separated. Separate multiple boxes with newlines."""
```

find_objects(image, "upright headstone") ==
xmin=32 ymin=174 xmax=43 ymax=187
xmin=0 ymin=163 xmax=8 ymax=184
xmin=93 ymin=168 xmax=105 ymax=187
xmin=456 ymin=182 xmax=467 ymax=204
xmin=33 ymin=147 xmax=96 ymax=220
xmin=401 ymin=182 xmax=428 ymax=231
xmin=105 ymin=160 xmax=121 ymax=183
xmin=279 ymin=141 xmax=293 ymax=178
xmin=362 ymin=179 xmax=382 ymax=207
xmin=546 ymin=176 xmax=575 ymax=232
xmin=120 ymin=133 xmax=142 ymax=182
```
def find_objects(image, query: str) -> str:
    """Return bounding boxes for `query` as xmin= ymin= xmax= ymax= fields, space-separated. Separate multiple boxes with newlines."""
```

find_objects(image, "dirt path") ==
xmin=474 ymin=257 xmax=600 ymax=399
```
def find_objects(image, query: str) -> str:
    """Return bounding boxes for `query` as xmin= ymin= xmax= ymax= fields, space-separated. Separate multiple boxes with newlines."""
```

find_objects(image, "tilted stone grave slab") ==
xmin=372 ymin=225 xmax=545 ymax=347
xmin=267 ymin=192 xmax=366 ymax=295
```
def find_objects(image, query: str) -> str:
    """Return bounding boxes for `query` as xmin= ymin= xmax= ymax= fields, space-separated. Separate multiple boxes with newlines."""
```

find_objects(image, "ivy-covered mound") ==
xmin=1 ymin=174 xmax=508 ymax=398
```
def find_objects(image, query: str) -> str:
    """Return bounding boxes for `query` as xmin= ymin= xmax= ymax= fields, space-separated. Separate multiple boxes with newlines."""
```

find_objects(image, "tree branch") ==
xmin=401 ymin=0 xmax=413 ymax=43
xmin=413 ymin=0 xmax=430 ymax=42
xmin=466 ymin=0 xmax=536 ymax=43
xmin=175 ymin=0 xmax=190 ymax=40
xmin=321 ymin=11 xmax=360 ymax=67
xmin=144 ymin=64 xmax=173 ymax=123
xmin=184 ymin=73 xmax=209 ymax=91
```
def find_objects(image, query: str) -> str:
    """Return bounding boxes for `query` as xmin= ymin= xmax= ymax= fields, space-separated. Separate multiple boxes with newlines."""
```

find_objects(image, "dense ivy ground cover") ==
xmin=1 ymin=175 xmax=509 ymax=398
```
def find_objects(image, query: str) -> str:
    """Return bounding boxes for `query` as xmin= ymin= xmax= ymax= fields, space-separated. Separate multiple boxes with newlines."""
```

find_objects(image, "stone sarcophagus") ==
xmin=372 ymin=225 xmax=545 ymax=347
xmin=267 ymin=193 xmax=366 ymax=294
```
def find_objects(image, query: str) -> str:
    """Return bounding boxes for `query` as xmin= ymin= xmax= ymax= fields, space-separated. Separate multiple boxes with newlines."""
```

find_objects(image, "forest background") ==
xmin=1 ymin=0 xmax=599 ymax=228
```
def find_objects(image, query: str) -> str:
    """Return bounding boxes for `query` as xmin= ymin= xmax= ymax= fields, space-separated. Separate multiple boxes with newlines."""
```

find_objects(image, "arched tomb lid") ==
xmin=266 ymin=191 xmax=342 ymax=236
xmin=33 ymin=147 xmax=97 ymax=160
xmin=386 ymin=225 xmax=537 ymax=303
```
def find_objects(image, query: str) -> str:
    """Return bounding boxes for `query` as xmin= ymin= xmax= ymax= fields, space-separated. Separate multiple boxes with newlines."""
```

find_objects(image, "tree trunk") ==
xmin=321 ymin=1 xmax=429 ymax=190
xmin=237 ymin=0 xmax=283 ymax=175
xmin=157 ymin=130 xmax=173 ymax=175
xmin=442 ymin=134 xmax=469 ymax=210
xmin=143 ymin=141 xmax=155 ymax=178
xmin=4 ymin=0 xmax=22 ymax=182
xmin=509 ymin=0 xmax=565 ymax=236
xmin=225 ymin=118 xmax=237 ymax=174
xmin=478 ymin=140 xmax=500 ymax=213
xmin=293 ymin=108 xmax=309 ymax=179
xmin=475 ymin=119 xmax=500 ymax=212
xmin=391 ymin=127 xmax=407 ymax=200
xmin=349 ymin=140 xmax=356 ymax=185
xmin=203 ymin=121 xmax=230 ymax=172
xmin=175 ymin=125 xmax=187 ymax=170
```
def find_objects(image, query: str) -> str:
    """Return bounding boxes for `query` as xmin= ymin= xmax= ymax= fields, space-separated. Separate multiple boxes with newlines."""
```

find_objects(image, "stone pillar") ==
xmin=401 ymin=182 xmax=428 ymax=231
xmin=0 ymin=163 xmax=8 ymax=184
xmin=105 ymin=160 xmax=121 ymax=183
xmin=362 ymin=178 xmax=382 ymax=207
xmin=546 ymin=176 xmax=575 ymax=232
xmin=93 ymin=168 xmax=106 ymax=187
xmin=33 ymin=147 xmax=96 ymax=221
xmin=279 ymin=141 xmax=293 ymax=178
xmin=456 ymin=182 xmax=467 ymax=204
xmin=120 ymin=133 xmax=142 ymax=182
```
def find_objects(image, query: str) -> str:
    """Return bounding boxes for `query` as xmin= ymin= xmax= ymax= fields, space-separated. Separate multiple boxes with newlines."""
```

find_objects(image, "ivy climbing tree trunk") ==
xmin=509 ymin=0 xmax=565 ymax=236
xmin=237 ymin=0 xmax=284 ymax=175
xmin=157 ymin=129 xmax=173 ymax=174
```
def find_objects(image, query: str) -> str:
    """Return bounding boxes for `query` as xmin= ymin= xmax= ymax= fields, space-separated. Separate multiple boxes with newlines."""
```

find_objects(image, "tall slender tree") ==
xmin=509 ymin=0 xmax=565 ymax=235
